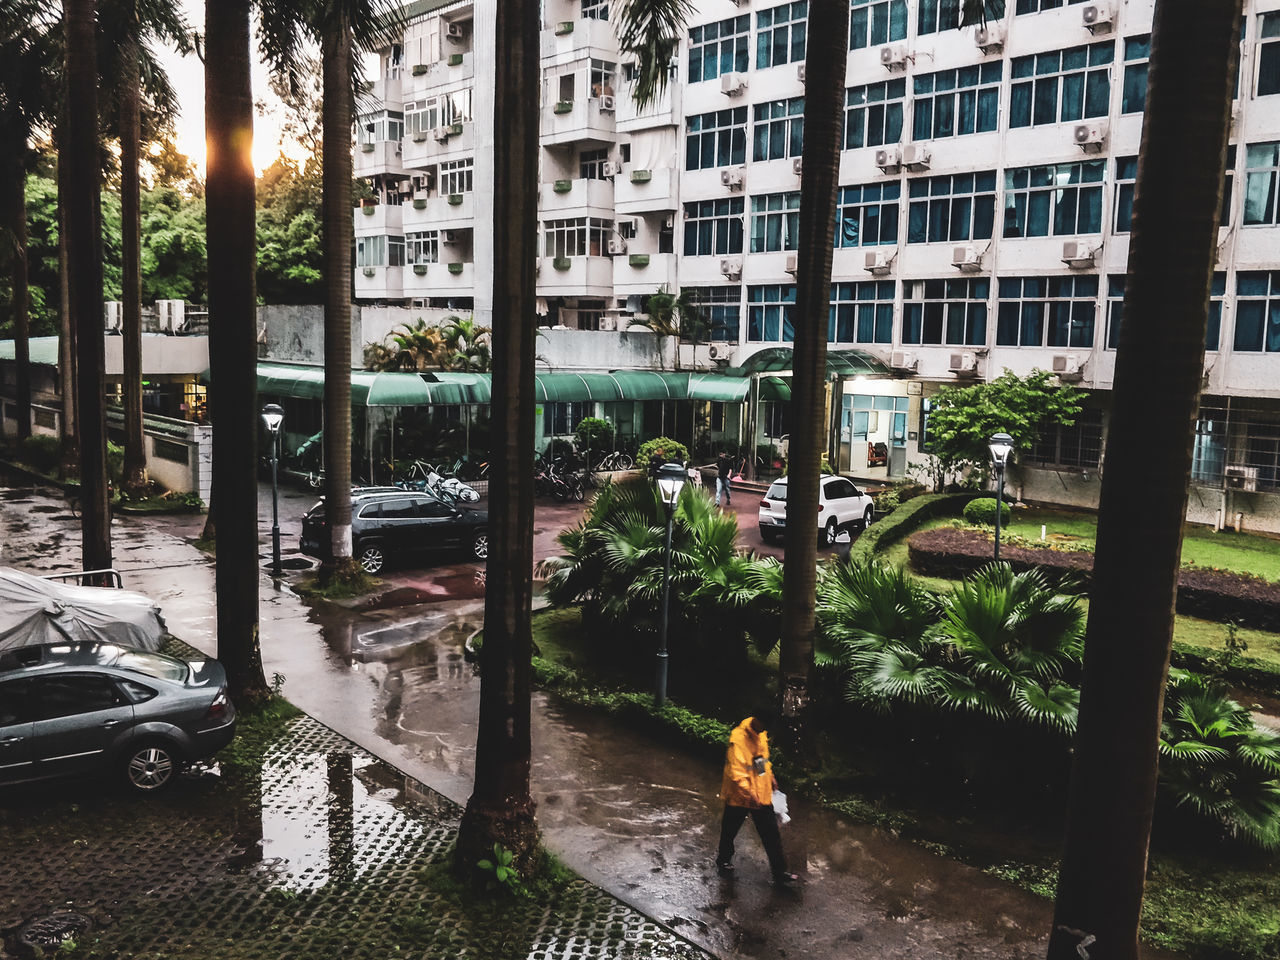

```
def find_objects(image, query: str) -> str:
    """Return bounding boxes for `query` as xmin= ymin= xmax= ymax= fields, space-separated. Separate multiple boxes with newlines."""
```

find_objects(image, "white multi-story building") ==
xmin=353 ymin=0 xmax=1280 ymax=529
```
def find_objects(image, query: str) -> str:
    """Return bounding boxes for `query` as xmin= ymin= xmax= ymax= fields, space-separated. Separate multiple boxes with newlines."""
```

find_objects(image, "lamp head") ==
xmin=261 ymin=403 xmax=285 ymax=435
xmin=655 ymin=461 xmax=687 ymax=507
xmin=988 ymin=431 xmax=1014 ymax=468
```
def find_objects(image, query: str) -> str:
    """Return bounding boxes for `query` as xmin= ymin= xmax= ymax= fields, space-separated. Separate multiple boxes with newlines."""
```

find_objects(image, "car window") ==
xmin=118 ymin=679 xmax=159 ymax=704
xmin=33 ymin=675 xmax=125 ymax=720
xmin=416 ymin=497 xmax=454 ymax=518
xmin=116 ymin=650 xmax=189 ymax=682
xmin=765 ymin=481 xmax=788 ymax=502
xmin=0 ymin=678 xmax=36 ymax=725
xmin=825 ymin=478 xmax=856 ymax=500
xmin=357 ymin=502 xmax=382 ymax=519
xmin=379 ymin=499 xmax=417 ymax=519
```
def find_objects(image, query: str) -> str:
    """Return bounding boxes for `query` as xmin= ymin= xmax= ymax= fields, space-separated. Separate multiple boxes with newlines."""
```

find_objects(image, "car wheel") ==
xmin=357 ymin=542 xmax=386 ymax=574
xmin=470 ymin=530 xmax=489 ymax=561
xmin=122 ymin=739 xmax=180 ymax=793
xmin=861 ymin=506 xmax=874 ymax=530
xmin=822 ymin=517 xmax=839 ymax=548
xmin=760 ymin=527 xmax=777 ymax=544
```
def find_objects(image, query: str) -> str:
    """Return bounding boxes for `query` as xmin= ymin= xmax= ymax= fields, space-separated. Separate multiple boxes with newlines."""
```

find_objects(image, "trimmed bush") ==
xmin=18 ymin=435 xmax=61 ymax=473
xmin=963 ymin=497 xmax=1010 ymax=526
xmin=846 ymin=492 xmax=980 ymax=565
xmin=636 ymin=436 xmax=689 ymax=471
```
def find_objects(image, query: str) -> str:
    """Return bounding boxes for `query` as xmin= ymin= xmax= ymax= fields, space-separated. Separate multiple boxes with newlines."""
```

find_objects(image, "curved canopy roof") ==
xmin=732 ymin=347 xmax=893 ymax=378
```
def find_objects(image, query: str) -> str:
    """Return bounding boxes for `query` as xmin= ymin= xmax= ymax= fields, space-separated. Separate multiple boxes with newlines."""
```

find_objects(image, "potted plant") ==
xmin=555 ymin=20 xmax=574 ymax=34
xmin=628 ymin=254 xmax=650 ymax=267
xmin=448 ymin=52 xmax=463 ymax=66
xmin=553 ymin=257 xmax=572 ymax=271
xmin=448 ymin=262 xmax=464 ymax=275
xmin=629 ymin=169 xmax=652 ymax=183
xmin=553 ymin=179 xmax=573 ymax=193
xmin=411 ymin=63 xmax=428 ymax=75
xmin=553 ymin=100 xmax=573 ymax=115
xmin=448 ymin=193 xmax=464 ymax=205
xmin=413 ymin=264 xmax=429 ymax=275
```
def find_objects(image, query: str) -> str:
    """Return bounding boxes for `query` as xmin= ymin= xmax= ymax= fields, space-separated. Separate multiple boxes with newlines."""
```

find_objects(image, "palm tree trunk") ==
xmin=777 ymin=0 xmax=848 ymax=752
xmin=64 ymin=0 xmax=112 ymax=575
xmin=205 ymin=0 xmax=268 ymax=704
xmin=120 ymin=28 xmax=148 ymax=496
xmin=57 ymin=133 xmax=77 ymax=469
xmin=7 ymin=147 xmax=32 ymax=441
xmin=320 ymin=10 xmax=356 ymax=581
xmin=1048 ymin=3 xmax=1242 ymax=958
xmin=455 ymin=0 xmax=540 ymax=875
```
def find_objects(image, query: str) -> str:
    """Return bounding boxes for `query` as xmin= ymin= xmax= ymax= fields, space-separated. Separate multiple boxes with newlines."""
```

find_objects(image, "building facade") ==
xmin=352 ymin=0 xmax=1280 ymax=530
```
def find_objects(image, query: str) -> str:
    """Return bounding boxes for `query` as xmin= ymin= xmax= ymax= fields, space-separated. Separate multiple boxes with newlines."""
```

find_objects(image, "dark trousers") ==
xmin=717 ymin=803 xmax=787 ymax=876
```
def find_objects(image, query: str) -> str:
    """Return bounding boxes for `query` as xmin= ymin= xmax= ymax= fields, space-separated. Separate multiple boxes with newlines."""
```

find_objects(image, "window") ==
xmin=1244 ymin=141 xmax=1280 ymax=225
xmin=835 ymin=182 xmax=900 ymax=247
xmin=582 ymin=0 xmax=608 ymax=21
xmin=590 ymin=60 xmax=616 ymax=98
xmin=407 ymin=232 xmax=439 ymax=264
xmin=849 ymin=0 xmax=907 ymax=50
xmin=750 ymin=192 xmax=801 ymax=252
xmin=757 ymin=1 xmax=808 ymax=69
xmin=916 ymin=0 xmax=960 ymax=36
xmin=753 ymin=98 xmax=805 ymax=161
xmin=36 ymin=675 xmax=124 ymax=719
xmin=907 ymin=171 xmax=997 ymax=243
xmin=1258 ymin=12 xmax=1280 ymax=96
xmin=748 ymin=284 xmax=796 ymax=341
xmin=912 ymin=63 xmax=1002 ymax=140
xmin=387 ymin=236 xmax=405 ymax=267
xmin=386 ymin=43 xmax=402 ymax=79
xmin=1003 ymin=161 xmax=1104 ymax=238
xmin=996 ymin=275 xmax=1097 ymax=348
xmin=1024 ymin=409 xmax=1103 ymax=468
xmin=356 ymin=235 xmax=385 ymax=267
xmin=1234 ymin=271 xmax=1280 ymax=352
xmin=1106 ymin=274 xmax=1225 ymax=349
xmin=685 ymin=286 xmax=743 ymax=341
xmin=543 ymin=218 xmax=612 ymax=258
xmin=1116 ymin=148 xmax=1234 ymax=233
xmin=580 ymin=148 xmax=610 ymax=180
xmin=1121 ymin=35 xmax=1150 ymax=113
xmin=683 ymin=197 xmax=745 ymax=256
xmin=1009 ymin=42 xmax=1113 ymax=128
xmin=829 ymin=280 xmax=894 ymax=343
xmin=0 ymin=678 xmax=35 ymax=725
xmin=845 ymin=79 xmax=905 ymax=149
xmin=544 ymin=401 xmax=590 ymax=435
xmin=1015 ymin=0 xmax=1088 ymax=12
xmin=902 ymin=277 xmax=988 ymax=345
xmin=357 ymin=111 xmax=405 ymax=145
xmin=439 ymin=159 xmax=473 ymax=195
xmin=686 ymin=108 xmax=748 ymax=170
xmin=405 ymin=99 xmax=437 ymax=136
xmin=688 ymin=15 xmax=751 ymax=82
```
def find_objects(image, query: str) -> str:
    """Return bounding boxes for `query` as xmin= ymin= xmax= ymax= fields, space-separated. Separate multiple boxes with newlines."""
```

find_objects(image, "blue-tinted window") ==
xmin=830 ymin=281 xmax=895 ymax=343
xmin=1009 ymin=42 xmax=1113 ymax=128
xmin=1234 ymin=271 xmax=1280 ymax=352
xmin=845 ymin=79 xmax=905 ymax=148
xmin=688 ymin=15 xmax=751 ymax=83
xmin=849 ymin=0 xmax=907 ymax=49
xmin=1258 ymin=12 xmax=1280 ymax=96
xmin=684 ymin=286 xmax=742 ymax=341
xmin=757 ymin=1 xmax=808 ymax=69
xmin=907 ymin=171 xmax=997 ymax=243
xmin=1121 ymin=35 xmax=1150 ymax=113
xmin=683 ymin=197 xmax=745 ymax=256
xmin=747 ymin=284 xmax=797 ymax=342
xmin=917 ymin=0 xmax=960 ymax=36
xmin=901 ymin=277 xmax=988 ymax=345
xmin=750 ymin=192 xmax=802 ymax=252
xmin=997 ymin=275 xmax=1097 ymax=348
xmin=1244 ymin=141 xmax=1280 ymax=225
xmin=1003 ymin=161 xmax=1104 ymax=238
xmin=753 ymin=98 xmax=805 ymax=161
xmin=912 ymin=63 xmax=1002 ymax=140
xmin=685 ymin=108 xmax=748 ymax=170
xmin=836 ymin=182 xmax=900 ymax=247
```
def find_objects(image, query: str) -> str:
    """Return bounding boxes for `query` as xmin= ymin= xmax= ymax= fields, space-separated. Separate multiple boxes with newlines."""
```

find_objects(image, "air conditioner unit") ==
xmin=948 ymin=351 xmax=979 ymax=375
xmin=874 ymin=146 xmax=901 ymax=171
xmin=720 ymin=71 xmax=747 ymax=96
xmin=598 ymin=316 xmax=618 ymax=331
xmin=889 ymin=350 xmax=918 ymax=372
xmin=792 ymin=157 xmax=803 ymax=176
xmin=412 ymin=190 xmax=430 ymax=203
xmin=662 ymin=214 xmax=674 ymax=229
xmin=1061 ymin=239 xmax=1098 ymax=267
xmin=442 ymin=230 xmax=458 ymax=244
xmin=720 ymin=257 xmax=743 ymax=279
xmin=784 ymin=253 xmax=798 ymax=274
xmin=607 ymin=236 xmax=627 ymax=255
xmin=599 ymin=94 xmax=616 ymax=112
xmin=103 ymin=301 xmax=122 ymax=331
xmin=708 ymin=343 xmax=724 ymax=360
xmin=1081 ymin=2 xmax=1113 ymax=32
xmin=1225 ymin=464 xmax=1259 ymax=492
xmin=1073 ymin=120 xmax=1108 ymax=152
xmin=602 ymin=160 xmax=623 ymax=176
xmin=974 ymin=23 xmax=1004 ymax=52
xmin=433 ymin=126 xmax=451 ymax=142
xmin=397 ymin=179 xmax=413 ymax=194
xmin=445 ymin=21 xmax=464 ymax=40
xmin=952 ymin=244 xmax=982 ymax=271
xmin=901 ymin=142 xmax=931 ymax=171
xmin=155 ymin=298 xmax=184 ymax=333
xmin=1052 ymin=354 xmax=1085 ymax=380
xmin=797 ymin=63 xmax=806 ymax=83
xmin=720 ymin=167 xmax=745 ymax=190
xmin=863 ymin=249 xmax=895 ymax=275
xmin=880 ymin=44 xmax=907 ymax=69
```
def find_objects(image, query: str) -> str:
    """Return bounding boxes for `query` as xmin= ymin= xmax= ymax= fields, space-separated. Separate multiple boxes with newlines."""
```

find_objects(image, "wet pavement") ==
xmin=0 ymin=472 xmax=1177 ymax=959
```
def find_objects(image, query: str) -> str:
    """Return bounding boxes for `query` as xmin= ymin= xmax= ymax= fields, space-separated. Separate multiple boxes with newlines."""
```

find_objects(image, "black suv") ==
xmin=300 ymin=489 xmax=489 ymax=574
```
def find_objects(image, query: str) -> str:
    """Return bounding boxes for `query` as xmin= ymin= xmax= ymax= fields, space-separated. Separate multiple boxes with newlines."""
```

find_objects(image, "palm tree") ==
xmin=1047 ymin=4 xmax=1245 ymax=956
xmin=454 ymin=0 xmax=541 ymax=876
xmin=442 ymin=315 xmax=491 ymax=372
xmin=633 ymin=288 xmax=704 ymax=370
xmin=204 ymin=0 xmax=269 ymax=703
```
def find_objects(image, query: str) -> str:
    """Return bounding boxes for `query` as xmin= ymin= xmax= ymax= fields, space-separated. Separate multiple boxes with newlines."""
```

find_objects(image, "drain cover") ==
xmin=18 ymin=912 xmax=93 ymax=950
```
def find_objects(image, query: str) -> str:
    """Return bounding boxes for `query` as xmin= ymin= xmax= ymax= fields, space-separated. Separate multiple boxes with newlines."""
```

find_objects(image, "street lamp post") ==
xmin=988 ymin=431 xmax=1014 ymax=562
xmin=262 ymin=403 xmax=285 ymax=575
xmin=654 ymin=461 xmax=687 ymax=707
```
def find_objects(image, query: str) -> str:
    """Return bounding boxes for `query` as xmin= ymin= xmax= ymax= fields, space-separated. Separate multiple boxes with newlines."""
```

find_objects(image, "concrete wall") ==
xmin=535 ymin=327 xmax=674 ymax=371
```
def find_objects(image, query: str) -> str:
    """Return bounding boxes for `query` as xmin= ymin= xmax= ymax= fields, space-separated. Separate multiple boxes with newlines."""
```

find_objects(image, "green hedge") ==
xmin=847 ymin=492 xmax=979 ymax=565
xmin=963 ymin=497 xmax=1010 ymax=526
xmin=1169 ymin=643 xmax=1280 ymax=700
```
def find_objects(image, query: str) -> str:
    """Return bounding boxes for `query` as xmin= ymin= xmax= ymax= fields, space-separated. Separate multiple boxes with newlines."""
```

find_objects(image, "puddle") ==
xmin=29 ymin=504 xmax=62 ymax=514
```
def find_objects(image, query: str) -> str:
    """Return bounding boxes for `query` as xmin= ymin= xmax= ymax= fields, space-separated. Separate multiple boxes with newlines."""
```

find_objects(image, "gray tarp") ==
xmin=0 ymin=567 xmax=167 ymax=652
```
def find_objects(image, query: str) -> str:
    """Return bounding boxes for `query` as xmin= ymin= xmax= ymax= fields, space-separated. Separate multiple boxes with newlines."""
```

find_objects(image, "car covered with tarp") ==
xmin=0 ymin=567 xmax=166 ymax=652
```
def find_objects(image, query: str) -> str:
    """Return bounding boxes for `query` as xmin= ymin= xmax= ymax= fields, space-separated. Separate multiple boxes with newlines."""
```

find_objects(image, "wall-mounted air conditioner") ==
xmin=952 ymin=244 xmax=982 ymax=271
xmin=104 ymin=301 xmax=122 ymax=332
xmin=784 ymin=253 xmax=798 ymax=274
xmin=1073 ymin=120 xmax=1108 ymax=152
xmin=598 ymin=316 xmax=618 ymax=331
xmin=863 ymin=249 xmax=895 ymax=275
xmin=880 ymin=44 xmax=907 ymax=69
xmin=433 ymin=126 xmax=451 ymax=142
xmin=155 ymin=299 xmax=184 ymax=333
xmin=662 ymin=214 xmax=675 ymax=229
xmin=1081 ymin=2 xmax=1113 ymax=33
xmin=599 ymin=95 xmax=616 ymax=112
xmin=1052 ymin=354 xmax=1085 ymax=380
xmin=974 ymin=23 xmax=1004 ymax=52
xmin=1061 ymin=239 xmax=1098 ymax=267
xmin=797 ymin=63 xmax=806 ymax=83
xmin=889 ymin=350 xmax=917 ymax=372
xmin=901 ymin=142 xmax=931 ymax=171
xmin=792 ymin=157 xmax=803 ymax=176
xmin=948 ymin=351 xmax=979 ymax=375
xmin=607 ymin=236 xmax=627 ymax=255
xmin=602 ymin=160 xmax=623 ymax=176
xmin=874 ymin=146 xmax=901 ymax=172
xmin=445 ymin=22 xmax=464 ymax=40
xmin=720 ymin=72 xmax=747 ymax=96
xmin=720 ymin=167 xmax=745 ymax=190
xmin=442 ymin=230 xmax=458 ymax=244
xmin=720 ymin=257 xmax=743 ymax=279
xmin=1225 ymin=464 xmax=1259 ymax=492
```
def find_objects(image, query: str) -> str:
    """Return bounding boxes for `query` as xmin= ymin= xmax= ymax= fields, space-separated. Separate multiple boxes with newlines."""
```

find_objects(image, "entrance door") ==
xmin=889 ymin=411 xmax=908 ymax=477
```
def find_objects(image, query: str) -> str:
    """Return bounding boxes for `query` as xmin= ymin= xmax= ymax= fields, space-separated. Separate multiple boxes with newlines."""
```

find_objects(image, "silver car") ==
xmin=0 ymin=642 xmax=237 ymax=793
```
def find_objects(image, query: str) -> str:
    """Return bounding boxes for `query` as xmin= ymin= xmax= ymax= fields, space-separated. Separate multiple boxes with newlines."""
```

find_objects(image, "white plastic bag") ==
xmin=772 ymin=789 xmax=790 ymax=826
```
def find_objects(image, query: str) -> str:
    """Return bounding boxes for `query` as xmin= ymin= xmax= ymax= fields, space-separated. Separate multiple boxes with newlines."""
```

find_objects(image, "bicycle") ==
xmin=68 ymin=485 xmax=116 ymax=520
xmin=594 ymin=450 xmax=634 ymax=471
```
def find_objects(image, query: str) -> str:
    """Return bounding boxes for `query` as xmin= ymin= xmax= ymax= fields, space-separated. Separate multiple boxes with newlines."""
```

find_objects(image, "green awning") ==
xmin=0 ymin=336 xmax=60 ymax=367
xmin=685 ymin=373 xmax=750 ymax=403
xmin=730 ymin=347 xmax=892 ymax=378
xmin=532 ymin=371 xmax=683 ymax=403
xmin=258 ymin=363 xmax=444 ymax=407
xmin=760 ymin=376 xmax=792 ymax=401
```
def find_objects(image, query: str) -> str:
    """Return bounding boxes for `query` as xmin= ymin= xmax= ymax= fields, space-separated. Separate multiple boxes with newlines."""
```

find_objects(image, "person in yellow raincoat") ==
xmin=715 ymin=711 xmax=798 ymax=883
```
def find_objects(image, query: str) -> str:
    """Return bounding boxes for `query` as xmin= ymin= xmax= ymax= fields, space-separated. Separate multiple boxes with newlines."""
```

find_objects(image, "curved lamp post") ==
xmin=654 ymin=461 xmax=687 ymax=707
xmin=261 ymin=403 xmax=285 ymax=575
xmin=988 ymin=431 xmax=1014 ymax=561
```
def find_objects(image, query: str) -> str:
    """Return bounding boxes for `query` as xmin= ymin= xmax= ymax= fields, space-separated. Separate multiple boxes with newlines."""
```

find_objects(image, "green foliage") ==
xmin=872 ymin=482 xmax=925 ymax=515
xmin=140 ymin=187 xmax=207 ymax=304
xmin=573 ymin=416 xmax=614 ymax=453
xmin=18 ymin=433 xmax=61 ymax=473
xmin=1210 ymin=621 xmax=1249 ymax=676
xmin=635 ymin=436 xmax=689 ymax=470
xmin=846 ymin=492 xmax=977 ymax=565
xmin=476 ymin=843 xmax=525 ymax=896
xmin=922 ymin=370 xmax=1084 ymax=485
xmin=963 ymin=497 xmax=1011 ymax=526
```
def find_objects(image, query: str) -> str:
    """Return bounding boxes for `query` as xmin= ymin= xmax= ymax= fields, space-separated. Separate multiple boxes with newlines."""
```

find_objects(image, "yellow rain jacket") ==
xmin=719 ymin=717 xmax=775 ymax=808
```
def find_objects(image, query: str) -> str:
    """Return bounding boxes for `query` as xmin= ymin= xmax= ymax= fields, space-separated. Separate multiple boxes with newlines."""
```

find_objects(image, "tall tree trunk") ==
xmin=320 ymin=11 xmax=356 ymax=581
xmin=777 ymin=0 xmax=848 ymax=753
xmin=455 ymin=0 xmax=540 ymax=874
xmin=120 ymin=27 xmax=148 ymax=496
xmin=205 ymin=0 xmax=268 ymax=704
xmin=1048 ymin=4 xmax=1242 ymax=958
xmin=57 ymin=140 xmax=78 ymax=471
xmin=64 ymin=0 xmax=111 ymax=575
xmin=7 ymin=147 xmax=32 ymax=441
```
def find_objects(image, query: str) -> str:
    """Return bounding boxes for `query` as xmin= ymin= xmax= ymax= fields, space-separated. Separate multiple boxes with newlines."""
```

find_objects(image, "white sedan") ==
xmin=757 ymin=474 xmax=875 ymax=547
